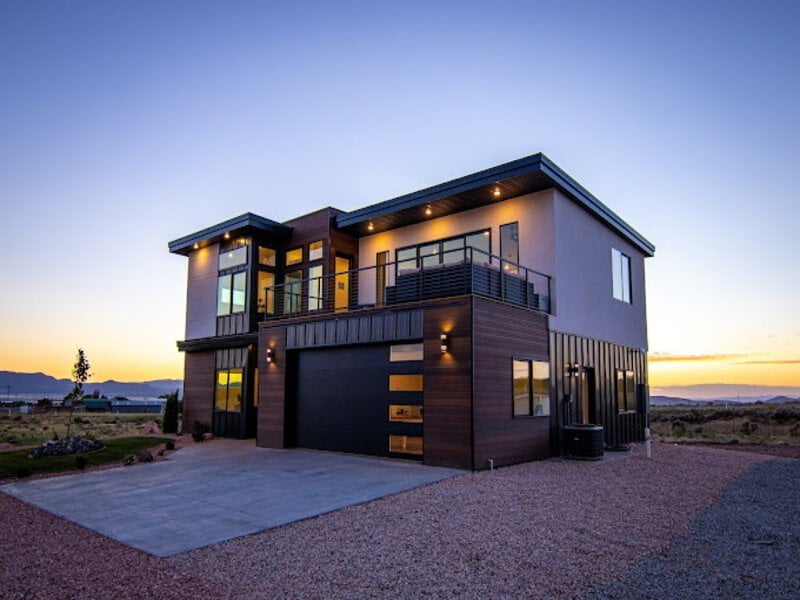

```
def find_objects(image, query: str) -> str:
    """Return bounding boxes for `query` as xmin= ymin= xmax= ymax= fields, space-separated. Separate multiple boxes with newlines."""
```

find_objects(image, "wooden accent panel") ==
xmin=257 ymin=325 xmax=288 ymax=448
xmin=183 ymin=351 xmax=215 ymax=430
xmin=472 ymin=296 xmax=551 ymax=468
xmin=550 ymin=330 xmax=648 ymax=449
xmin=422 ymin=299 xmax=472 ymax=469
xmin=285 ymin=309 xmax=423 ymax=349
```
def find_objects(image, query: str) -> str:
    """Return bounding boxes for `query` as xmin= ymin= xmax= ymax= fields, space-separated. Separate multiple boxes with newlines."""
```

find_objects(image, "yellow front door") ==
xmin=334 ymin=256 xmax=351 ymax=311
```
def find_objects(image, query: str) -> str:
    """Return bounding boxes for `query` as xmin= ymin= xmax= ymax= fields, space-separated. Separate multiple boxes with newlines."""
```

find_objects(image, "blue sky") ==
xmin=1 ymin=1 xmax=798 ymax=385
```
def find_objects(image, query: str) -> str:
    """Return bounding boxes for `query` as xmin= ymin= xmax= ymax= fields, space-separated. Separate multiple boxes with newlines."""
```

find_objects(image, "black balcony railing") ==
xmin=259 ymin=247 xmax=552 ymax=321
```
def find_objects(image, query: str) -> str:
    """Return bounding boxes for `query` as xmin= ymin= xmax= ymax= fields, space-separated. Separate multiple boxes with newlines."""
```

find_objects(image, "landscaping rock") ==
xmin=202 ymin=432 xmax=214 ymax=442
xmin=29 ymin=437 xmax=103 ymax=459
xmin=137 ymin=450 xmax=154 ymax=463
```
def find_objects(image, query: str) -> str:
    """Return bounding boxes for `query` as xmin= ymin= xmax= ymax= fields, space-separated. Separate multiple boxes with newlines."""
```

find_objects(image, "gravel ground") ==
xmin=0 ymin=492 xmax=224 ymax=600
xmin=171 ymin=443 xmax=768 ymax=599
xmin=672 ymin=441 xmax=800 ymax=459
xmin=587 ymin=456 xmax=800 ymax=599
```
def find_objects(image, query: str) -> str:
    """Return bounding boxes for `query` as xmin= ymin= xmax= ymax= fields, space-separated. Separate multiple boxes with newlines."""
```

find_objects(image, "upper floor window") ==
xmin=259 ymin=247 xmax=276 ymax=267
xmin=513 ymin=359 xmax=550 ymax=417
xmin=217 ymin=272 xmax=247 ymax=316
xmin=500 ymin=222 xmax=519 ymax=274
xmin=612 ymin=248 xmax=631 ymax=303
xmin=286 ymin=247 xmax=303 ymax=266
xmin=308 ymin=240 xmax=324 ymax=262
xmin=616 ymin=370 xmax=636 ymax=413
xmin=308 ymin=264 xmax=323 ymax=311
xmin=219 ymin=246 xmax=247 ymax=270
xmin=395 ymin=229 xmax=491 ymax=272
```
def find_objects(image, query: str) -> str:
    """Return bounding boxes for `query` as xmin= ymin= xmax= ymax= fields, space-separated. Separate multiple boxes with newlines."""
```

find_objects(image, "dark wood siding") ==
xmin=285 ymin=309 xmax=423 ymax=349
xmin=472 ymin=296 xmax=551 ymax=468
xmin=183 ymin=351 xmax=215 ymax=430
xmin=422 ymin=299 xmax=473 ymax=469
xmin=550 ymin=330 xmax=648 ymax=450
xmin=257 ymin=325 xmax=288 ymax=448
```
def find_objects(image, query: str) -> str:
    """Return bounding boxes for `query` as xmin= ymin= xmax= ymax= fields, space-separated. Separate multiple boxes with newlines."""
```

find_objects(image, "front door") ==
xmin=334 ymin=256 xmax=351 ymax=311
xmin=579 ymin=367 xmax=596 ymax=425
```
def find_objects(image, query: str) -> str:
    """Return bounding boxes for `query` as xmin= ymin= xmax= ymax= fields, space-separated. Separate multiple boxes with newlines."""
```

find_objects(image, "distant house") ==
xmin=169 ymin=153 xmax=655 ymax=469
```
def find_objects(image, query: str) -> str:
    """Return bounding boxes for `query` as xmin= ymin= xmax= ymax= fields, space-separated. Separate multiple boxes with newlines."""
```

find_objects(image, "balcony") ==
xmin=260 ymin=247 xmax=552 ymax=322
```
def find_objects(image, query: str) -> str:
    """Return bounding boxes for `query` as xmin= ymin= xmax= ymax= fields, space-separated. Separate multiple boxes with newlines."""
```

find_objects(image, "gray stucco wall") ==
xmin=549 ymin=190 xmax=648 ymax=350
xmin=185 ymin=243 xmax=219 ymax=340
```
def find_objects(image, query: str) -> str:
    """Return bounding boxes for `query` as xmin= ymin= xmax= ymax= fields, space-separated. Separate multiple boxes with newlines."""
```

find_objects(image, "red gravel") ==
xmin=171 ymin=443 xmax=769 ymax=599
xmin=0 ymin=493 xmax=224 ymax=600
xmin=0 ymin=443 xmax=771 ymax=599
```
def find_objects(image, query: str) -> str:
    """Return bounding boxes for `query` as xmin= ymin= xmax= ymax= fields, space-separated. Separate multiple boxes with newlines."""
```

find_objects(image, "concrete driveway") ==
xmin=1 ymin=441 xmax=460 ymax=557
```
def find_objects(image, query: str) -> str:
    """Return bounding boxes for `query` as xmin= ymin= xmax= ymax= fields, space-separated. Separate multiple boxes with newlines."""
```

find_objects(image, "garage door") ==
xmin=290 ymin=343 xmax=424 ymax=458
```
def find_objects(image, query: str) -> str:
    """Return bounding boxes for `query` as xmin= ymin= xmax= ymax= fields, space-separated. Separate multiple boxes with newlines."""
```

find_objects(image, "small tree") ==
xmin=162 ymin=390 xmax=179 ymax=434
xmin=65 ymin=349 xmax=91 ymax=438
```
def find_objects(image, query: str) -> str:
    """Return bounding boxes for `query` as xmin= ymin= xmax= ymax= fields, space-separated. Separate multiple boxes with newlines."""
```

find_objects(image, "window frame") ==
xmin=307 ymin=264 xmax=324 ymax=311
xmin=612 ymin=248 xmax=632 ymax=304
xmin=214 ymin=368 xmax=244 ymax=413
xmin=308 ymin=240 xmax=324 ymax=262
xmin=394 ymin=228 xmax=492 ymax=273
xmin=499 ymin=222 xmax=519 ymax=274
xmin=511 ymin=356 xmax=551 ymax=418
xmin=616 ymin=369 xmax=637 ymax=413
xmin=285 ymin=246 xmax=304 ymax=267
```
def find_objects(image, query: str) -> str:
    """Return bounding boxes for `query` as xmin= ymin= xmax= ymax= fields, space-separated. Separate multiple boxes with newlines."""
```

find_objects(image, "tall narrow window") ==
xmin=231 ymin=272 xmax=247 ymax=313
xmin=376 ymin=251 xmax=389 ymax=305
xmin=512 ymin=359 xmax=550 ymax=417
xmin=308 ymin=264 xmax=323 ymax=311
xmin=500 ymin=222 xmax=519 ymax=274
xmin=215 ymin=368 xmax=244 ymax=413
xmin=308 ymin=240 xmax=323 ymax=262
xmin=465 ymin=230 xmax=491 ymax=263
xmin=616 ymin=369 xmax=636 ymax=412
xmin=284 ymin=270 xmax=303 ymax=314
xmin=216 ymin=274 xmax=232 ymax=316
xmin=612 ymin=248 xmax=632 ymax=303
xmin=257 ymin=271 xmax=275 ymax=314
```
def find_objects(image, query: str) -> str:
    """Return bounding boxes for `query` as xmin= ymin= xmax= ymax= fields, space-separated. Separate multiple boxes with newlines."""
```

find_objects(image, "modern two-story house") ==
xmin=169 ymin=153 xmax=654 ymax=470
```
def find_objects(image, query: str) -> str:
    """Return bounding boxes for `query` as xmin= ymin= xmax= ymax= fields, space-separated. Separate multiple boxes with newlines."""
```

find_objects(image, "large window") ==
xmin=216 ymin=272 xmax=247 ymax=316
xmin=257 ymin=271 xmax=275 ymax=314
xmin=395 ymin=229 xmax=491 ymax=272
xmin=616 ymin=370 xmax=637 ymax=413
xmin=284 ymin=270 xmax=303 ymax=314
xmin=500 ymin=222 xmax=519 ymax=274
xmin=612 ymin=248 xmax=631 ymax=303
xmin=512 ymin=359 xmax=550 ymax=417
xmin=308 ymin=264 xmax=323 ymax=311
xmin=219 ymin=246 xmax=247 ymax=270
xmin=214 ymin=368 xmax=243 ymax=413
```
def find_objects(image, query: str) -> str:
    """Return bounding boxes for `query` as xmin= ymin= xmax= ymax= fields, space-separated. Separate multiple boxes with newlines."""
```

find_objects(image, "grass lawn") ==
xmin=0 ymin=437 xmax=170 ymax=479
xmin=0 ymin=413 xmax=165 ymax=447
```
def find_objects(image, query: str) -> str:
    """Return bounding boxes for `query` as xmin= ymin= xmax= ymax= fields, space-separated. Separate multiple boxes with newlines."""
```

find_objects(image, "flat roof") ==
xmin=335 ymin=153 xmax=655 ymax=256
xmin=168 ymin=212 xmax=292 ymax=255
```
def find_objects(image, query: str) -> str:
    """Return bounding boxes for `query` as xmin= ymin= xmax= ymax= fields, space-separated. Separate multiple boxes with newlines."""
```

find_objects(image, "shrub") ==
xmin=51 ymin=431 xmax=60 ymax=441
xmin=693 ymin=426 xmax=704 ymax=434
xmin=75 ymin=455 xmax=88 ymax=470
xmin=191 ymin=420 xmax=210 ymax=443
xmin=789 ymin=423 xmax=800 ymax=437
xmin=15 ymin=466 xmax=32 ymax=478
xmin=123 ymin=454 xmax=136 ymax=466
xmin=165 ymin=439 xmax=175 ymax=451
xmin=162 ymin=391 xmax=179 ymax=434
xmin=728 ymin=436 xmax=740 ymax=445
xmin=739 ymin=421 xmax=758 ymax=435
xmin=670 ymin=419 xmax=686 ymax=438
xmin=137 ymin=449 xmax=154 ymax=463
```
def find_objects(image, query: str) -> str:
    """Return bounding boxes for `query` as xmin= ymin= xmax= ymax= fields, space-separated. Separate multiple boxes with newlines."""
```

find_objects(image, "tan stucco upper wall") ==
xmin=185 ymin=243 xmax=219 ymax=340
xmin=357 ymin=190 xmax=556 ymax=305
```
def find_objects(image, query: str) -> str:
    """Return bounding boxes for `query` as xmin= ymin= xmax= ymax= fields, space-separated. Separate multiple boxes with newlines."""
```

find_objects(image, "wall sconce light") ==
xmin=367 ymin=222 xmax=374 ymax=232
xmin=440 ymin=333 xmax=449 ymax=354
xmin=565 ymin=363 xmax=580 ymax=377
xmin=266 ymin=347 xmax=274 ymax=364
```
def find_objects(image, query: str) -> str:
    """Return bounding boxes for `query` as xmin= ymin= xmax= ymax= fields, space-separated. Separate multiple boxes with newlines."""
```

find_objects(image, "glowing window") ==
xmin=389 ymin=343 xmax=423 ymax=362
xmin=286 ymin=247 xmax=303 ymax=266
xmin=389 ymin=374 xmax=423 ymax=392
xmin=308 ymin=240 xmax=323 ymax=262
xmin=389 ymin=435 xmax=423 ymax=455
xmin=389 ymin=405 xmax=423 ymax=423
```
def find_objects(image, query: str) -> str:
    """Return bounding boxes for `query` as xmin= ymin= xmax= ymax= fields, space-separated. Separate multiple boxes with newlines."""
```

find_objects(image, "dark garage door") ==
xmin=290 ymin=344 xmax=423 ymax=457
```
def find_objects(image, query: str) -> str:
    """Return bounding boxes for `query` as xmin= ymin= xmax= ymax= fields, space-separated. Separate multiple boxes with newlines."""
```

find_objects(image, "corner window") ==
xmin=616 ymin=370 xmax=636 ymax=413
xmin=512 ymin=359 xmax=550 ymax=417
xmin=214 ymin=368 xmax=243 ymax=413
xmin=500 ymin=222 xmax=519 ymax=274
xmin=308 ymin=264 xmax=323 ymax=311
xmin=612 ymin=248 xmax=631 ymax=303
xmin=259 ymin=247 xmax=276 ymax=267
xmin=308 ymin=240 xmax=324 ymax=262
xmin=218 ymin=246 xmax=247 ymax=270
xmin=286 ymin=247 xmax=303 ymax=266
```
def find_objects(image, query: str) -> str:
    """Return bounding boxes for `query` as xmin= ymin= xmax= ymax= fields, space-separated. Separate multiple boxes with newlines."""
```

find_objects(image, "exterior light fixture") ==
xmin=266 ymin=347 xmax=274 ymax=364
xmin=193 ymin=243 xmax=199 ymax=250
xmin=224 ymin=232 xmax=230 ymax=239
xmin=425 ymin=204 xmax=432 ymax=216
xmin=368 ymin=222 xmax=374 ymax=232
xmin=493 ymin=186 xmax=501 ymax=197
xmin=440 ymin=333 xmax=449 ymax=354
xmin=566 ymin=363 xmax=580 ymax=377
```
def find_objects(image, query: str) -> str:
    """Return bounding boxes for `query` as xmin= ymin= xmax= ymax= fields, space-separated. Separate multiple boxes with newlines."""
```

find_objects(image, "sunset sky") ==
xmin=1 ymin=1 xmax=798 ymax=391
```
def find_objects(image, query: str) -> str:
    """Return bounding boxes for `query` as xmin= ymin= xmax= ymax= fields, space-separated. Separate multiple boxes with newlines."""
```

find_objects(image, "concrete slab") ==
xmin=1 ymin=440 xmax=461 ymax=557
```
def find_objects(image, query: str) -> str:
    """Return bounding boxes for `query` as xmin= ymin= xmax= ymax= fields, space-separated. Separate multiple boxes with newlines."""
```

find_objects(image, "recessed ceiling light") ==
xmin=193 ymin=243 xmax=199 ymax=250
xmin=224 ymin=232 xmax=230 ymax=239
xmin=368 ymin=222 xmax=374 ymax=232
xmin=493 ymin=186 xmax=501 ymax=197
xmin=425 ymin=205 xmax=432 ymax=216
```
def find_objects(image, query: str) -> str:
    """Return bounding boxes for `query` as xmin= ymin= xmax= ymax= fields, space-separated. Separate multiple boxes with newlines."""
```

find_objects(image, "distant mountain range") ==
xmin=0 ymin=371 xmax=182 ymax=400
xmin=650 ymin=383 xmax=800 ymax=400
xmin=651 ymin=394 xmax=800 ymax=407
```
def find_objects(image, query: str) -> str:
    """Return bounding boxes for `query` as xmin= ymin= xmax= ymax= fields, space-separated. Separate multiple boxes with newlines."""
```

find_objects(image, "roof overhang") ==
xmin=168 ymin=212 xmax=292 ymax=256
xmin=335 ymin=153 xmax=655 ymax=256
